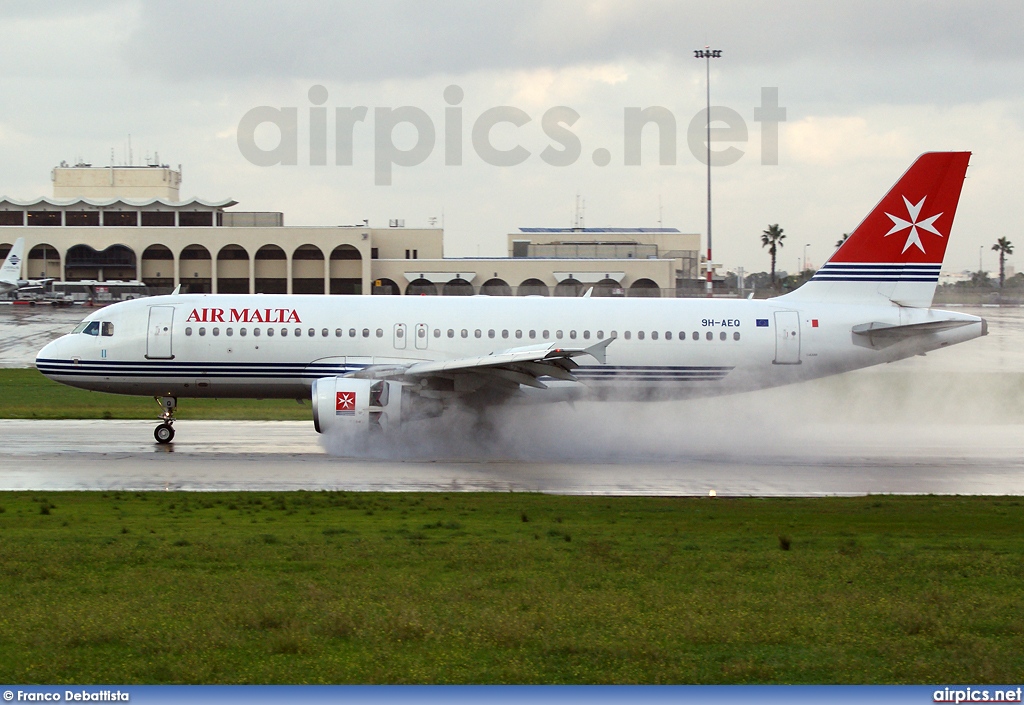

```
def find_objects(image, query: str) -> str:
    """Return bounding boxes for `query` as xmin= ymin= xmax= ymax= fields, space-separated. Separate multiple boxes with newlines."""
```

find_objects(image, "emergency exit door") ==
xmin=773 ymin=311 xmax=801 ymax=364
xmin=146 ymin=306 xmax=175 ymax=359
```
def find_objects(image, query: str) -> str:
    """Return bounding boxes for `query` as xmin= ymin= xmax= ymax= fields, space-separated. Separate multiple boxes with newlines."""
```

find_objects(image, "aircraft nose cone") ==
xmin=36 ymin=337 xmax=65 ymax=378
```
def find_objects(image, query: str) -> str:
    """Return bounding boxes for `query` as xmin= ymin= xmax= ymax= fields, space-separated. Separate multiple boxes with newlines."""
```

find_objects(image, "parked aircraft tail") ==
xmin=0 ymin=237 xmax=25 ymax=293
xmin=780 ymin=152 xmax=971 ymax=308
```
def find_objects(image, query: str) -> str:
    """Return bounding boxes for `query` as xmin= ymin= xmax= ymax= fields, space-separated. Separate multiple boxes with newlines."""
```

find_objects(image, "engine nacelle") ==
xmin=312 ymin=377 xmax=403 ymax=433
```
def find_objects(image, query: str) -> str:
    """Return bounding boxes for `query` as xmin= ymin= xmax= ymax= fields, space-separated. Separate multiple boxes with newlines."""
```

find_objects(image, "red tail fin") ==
xmin=784 ymin=152 xmax=970 ymax=307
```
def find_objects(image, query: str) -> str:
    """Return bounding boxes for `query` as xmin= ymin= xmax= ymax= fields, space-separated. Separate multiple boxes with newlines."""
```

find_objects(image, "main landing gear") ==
xmin=154 ymin=396 xmax=177 ymax=444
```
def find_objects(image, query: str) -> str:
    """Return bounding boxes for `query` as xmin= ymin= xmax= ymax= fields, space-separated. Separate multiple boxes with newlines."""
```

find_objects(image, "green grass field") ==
xmin=0 ymin=492 xmax=1021 ymax=684
xmin=0 ymin=369 xmax=312 ymax=420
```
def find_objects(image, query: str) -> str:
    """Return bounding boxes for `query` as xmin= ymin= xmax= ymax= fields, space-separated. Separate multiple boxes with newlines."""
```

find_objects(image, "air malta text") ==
xmin=185 ymin=308 xmax=302 ymax=324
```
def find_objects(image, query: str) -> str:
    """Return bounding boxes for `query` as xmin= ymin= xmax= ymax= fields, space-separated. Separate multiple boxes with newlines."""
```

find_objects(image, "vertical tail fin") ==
xmin=0 ymin=237 xmax=25 ymax=288
xmin=781 ymin=152 xmax=970 ymax=307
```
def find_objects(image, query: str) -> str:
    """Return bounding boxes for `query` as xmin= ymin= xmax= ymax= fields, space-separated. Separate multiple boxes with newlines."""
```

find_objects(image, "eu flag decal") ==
xmin=756 ymin=319 xmax=769 ymax=327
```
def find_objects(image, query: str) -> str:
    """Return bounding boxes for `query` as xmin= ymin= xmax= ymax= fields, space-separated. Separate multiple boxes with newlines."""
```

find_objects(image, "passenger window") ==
xmin=665 ymin=331 xmax=671 ymax=340
xmin=185 ymin=327 xmax=192 ymax=336
xmin=349 ymin=328 xmax=356 ymax=337
xmin=596 ymin=330 xmax=603 ymax=339
xmin=240 ymin=328 xmax=247 ymax=337
xmin=692 ymin=331 xmax=699 ymax=341
xmin=515 ymin=330 xmax=522 ymax=339
xmin=637 ymin=331 xmax=644 ymax=340
xmin=488 ymin=330 xmax=495 ymax=338
xmin=583 ymin=330 xmax=590 ymax=340
xmin=448 ymin=329 xmax=455 ymax=338
xmin=281 ymin=328 xmax=288 ymax=337
xmin=502 ymin=330 xmax=509 ymax=339
xmin=84 ymin=321 xmax=100 ymax=336
xmin=101 ymin=322 xmax=114 ymax=337
xmin=706 ymin=331 xmax=713 ymax=341
xmin=543 ymin=330 xmax=550 ymax=339
xmin=569 ymin=330 xmax=577 ymax=339
xmin=335 ymin=329 xmax=342 ymax=337
xmin=734 ymin=332 xmax=741 ymax=341
xmin=362 ymin=329 xmax=370 ymax=338
xmin=376 ymin=328 xmax=383 ymax=338
xmin=295 ymin=328 xmax=302 ymax=337
xmin=556 ymin=330 xmax=563 ymax=339
xmin=679 ymin=331 xmax=685 ymax=340
xmin=396 ymin=328 xmax=404 ymax=338
xmin=720 ymin=331 xmax=727 ymax=341
xmin=226 ymin=328 xmax=233 ymax=337
xmin=474 ymin=329 xmax=482 ymax=338
xmin=417 ymin=328 xmax=425 ymax=339
xmin=460 ymin=329 xmax=468 ymax=338
xmin=528 ymin=330 xmax=535 ymax=339
xmin=610 ymin=331 xmax=617 ymax=339
xmin=624 ymin=331 xmax=631 ymax=340
xmin=267 ymin=328 xmax=274 ymax=337
xmin=321 ymin=329 xmax=327 ymax=337
xmin=433 ymin=329 xmax=440 ymax=338
xmin=651 ymin=331 xmax=658 ymax=341
xmin=199 ymin=327 xmax=206 ymax=336
xmin=213 ymin=328 xmax=220 ymax=336
xmin=254 ymin=328 xmax=261 ymax=337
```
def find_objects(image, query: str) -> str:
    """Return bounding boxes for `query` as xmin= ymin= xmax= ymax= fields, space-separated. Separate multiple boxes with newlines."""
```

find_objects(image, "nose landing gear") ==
xmin=154 ymin=396 xmax=177 ymax=444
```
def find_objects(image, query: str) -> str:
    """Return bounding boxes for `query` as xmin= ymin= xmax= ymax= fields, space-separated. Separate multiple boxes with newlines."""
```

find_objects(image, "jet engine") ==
xmin=312 ymin=377 xmax=403 ymax=433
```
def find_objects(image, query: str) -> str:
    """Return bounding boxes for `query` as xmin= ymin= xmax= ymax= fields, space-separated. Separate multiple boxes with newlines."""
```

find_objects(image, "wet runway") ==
xmin=1 ymin=417 xmax=1022 ymax=495
xmin=2 ymin=304 xmax=1023 ymax=495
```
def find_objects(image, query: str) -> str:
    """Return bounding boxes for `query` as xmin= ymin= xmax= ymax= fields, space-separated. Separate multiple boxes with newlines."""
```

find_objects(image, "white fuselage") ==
xmin=35 ymin=293 xmax=985 ymax=403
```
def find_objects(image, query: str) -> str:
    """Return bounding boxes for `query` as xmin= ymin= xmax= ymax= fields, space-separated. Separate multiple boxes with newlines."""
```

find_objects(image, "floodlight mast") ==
xmin=694 ymin=47 xmax=722 ymax=297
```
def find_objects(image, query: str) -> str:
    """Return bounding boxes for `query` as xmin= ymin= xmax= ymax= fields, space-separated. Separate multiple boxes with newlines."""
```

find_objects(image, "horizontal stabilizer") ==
xmin=851 ymin=319 xmax=975 ymax=349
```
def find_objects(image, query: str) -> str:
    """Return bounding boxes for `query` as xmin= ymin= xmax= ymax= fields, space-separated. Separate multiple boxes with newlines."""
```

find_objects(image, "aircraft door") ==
xmin=414 ymin=323 xmax=429 ymax=350
xmin=773 ymin=311 xmax=801 ymax=364
xmin=393 ymin=323 xmax=407 ymax=350
xmin=146 ymin=306 xmax=175 ymax=359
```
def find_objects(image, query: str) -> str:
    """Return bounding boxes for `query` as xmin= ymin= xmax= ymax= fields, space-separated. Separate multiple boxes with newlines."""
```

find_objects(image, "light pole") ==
xmin=803 ymin=243 xmax=810 ymax=272
xmin=978 ymin=245 xmax=983 ymax=272
xmin=694 ymin=46 xmax=722 ymax=297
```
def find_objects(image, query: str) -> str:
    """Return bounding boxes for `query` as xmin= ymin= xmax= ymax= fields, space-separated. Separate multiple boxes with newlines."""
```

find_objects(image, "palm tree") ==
xmin=991 ymin=237 xmax=1014 ymax=288
xmin=761 ymin=224 xmax=786 ymax=286
xmin=836 ymin=233 xmax=850 ymax=248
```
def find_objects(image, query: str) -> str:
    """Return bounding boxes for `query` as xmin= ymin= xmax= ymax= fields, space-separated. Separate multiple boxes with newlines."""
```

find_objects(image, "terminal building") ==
xmin=0 ymin=163 xmax=702 ymax=297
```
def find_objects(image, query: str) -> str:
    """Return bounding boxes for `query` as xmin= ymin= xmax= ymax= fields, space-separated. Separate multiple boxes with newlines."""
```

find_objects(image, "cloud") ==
xmin=120 ymin=0 xmax=1024 ymax=83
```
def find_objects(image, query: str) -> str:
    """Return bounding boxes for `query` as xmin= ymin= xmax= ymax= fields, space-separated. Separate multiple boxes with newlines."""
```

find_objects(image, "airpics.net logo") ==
xmin=236 ymin=85 xmax=787 ymax=185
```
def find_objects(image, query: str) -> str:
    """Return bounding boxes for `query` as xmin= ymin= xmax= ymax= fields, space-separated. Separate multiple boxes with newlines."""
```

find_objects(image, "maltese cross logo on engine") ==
xmin=884 ymin=195 xmax=944 ymax=254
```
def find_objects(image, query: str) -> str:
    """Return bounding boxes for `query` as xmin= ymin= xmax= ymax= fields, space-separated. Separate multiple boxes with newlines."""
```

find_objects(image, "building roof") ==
xmin=0 ymin=196 xmax=237 ymax=209
xmin=518 ymin=227 xmax=681 ymax=233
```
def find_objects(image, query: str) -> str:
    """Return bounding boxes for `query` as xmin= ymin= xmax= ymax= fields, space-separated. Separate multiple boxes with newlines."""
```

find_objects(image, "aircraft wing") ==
xmin=349 ymin=338 xmax=613 ymax=390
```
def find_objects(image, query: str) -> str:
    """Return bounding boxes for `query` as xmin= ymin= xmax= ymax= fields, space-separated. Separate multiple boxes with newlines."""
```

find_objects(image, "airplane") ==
xmin=0 ymin=238 xmax=53 ymax=297
xmin=36 ymin=152 xmax=985 ymax=444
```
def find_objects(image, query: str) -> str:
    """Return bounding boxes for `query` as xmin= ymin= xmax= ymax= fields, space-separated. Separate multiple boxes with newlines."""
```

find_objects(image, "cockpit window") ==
xmin=72 ymin=322 xmax=89 ymax=334
xmin=82 ymin=321 xmax=100 ymax=336
xmin=101 ymin=322 xmax=114 ymax=337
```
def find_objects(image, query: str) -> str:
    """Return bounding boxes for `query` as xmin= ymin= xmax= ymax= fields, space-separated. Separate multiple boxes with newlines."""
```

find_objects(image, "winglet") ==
xmin=171 ymin=284 xmax=181 ymax=296
xmin=583 ymin=337 xmax=614 ymax=364
xmin=583 ymin=287 xmax=593 ymax=298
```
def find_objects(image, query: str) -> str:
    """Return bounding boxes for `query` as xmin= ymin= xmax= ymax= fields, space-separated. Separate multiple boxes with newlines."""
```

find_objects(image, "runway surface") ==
xmin=2 ymin=418 xmax=1022 ymax=495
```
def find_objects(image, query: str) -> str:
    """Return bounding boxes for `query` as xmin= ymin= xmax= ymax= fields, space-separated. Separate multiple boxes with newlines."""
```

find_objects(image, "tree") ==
xmin=991 ymin=237 xmax=1014 ymax=288
xmin=761 ymin=224 xmax=786 ymax=287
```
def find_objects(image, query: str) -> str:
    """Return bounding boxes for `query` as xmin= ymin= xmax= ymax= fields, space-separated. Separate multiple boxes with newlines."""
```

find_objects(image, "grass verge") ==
xmin=0 ymin=369 xmax=311 ymax=420
xmin=0 ymin=492 xmax=1021 ymax=683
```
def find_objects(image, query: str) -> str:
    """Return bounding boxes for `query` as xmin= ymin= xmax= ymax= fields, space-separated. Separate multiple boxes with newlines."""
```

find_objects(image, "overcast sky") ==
xmin=1 ymin=0 xmax=1021 ymax=274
